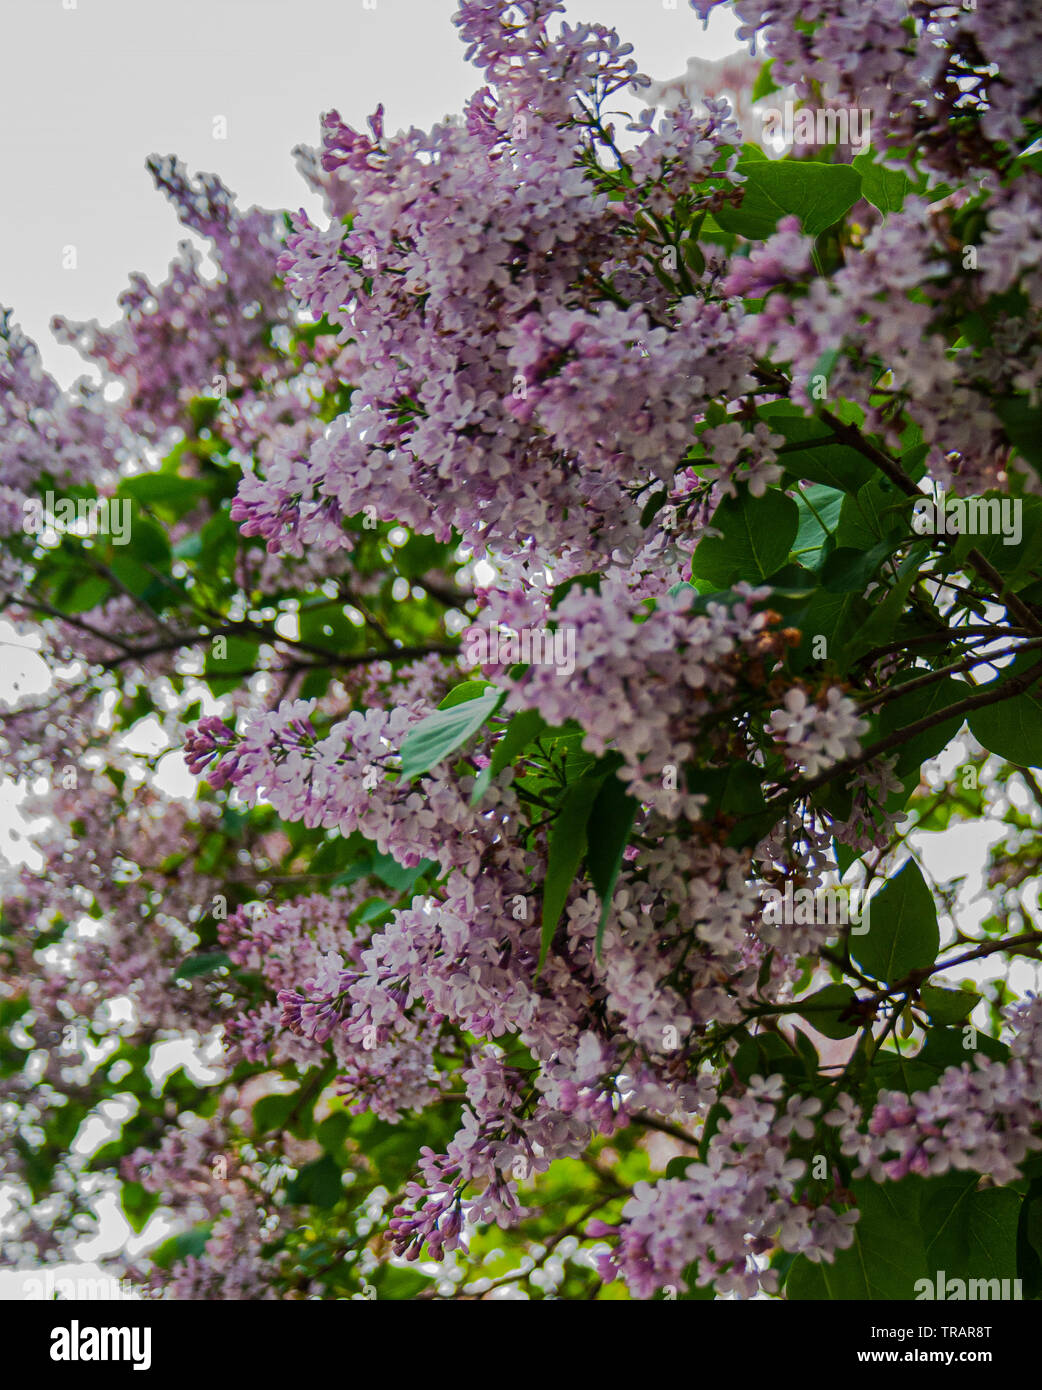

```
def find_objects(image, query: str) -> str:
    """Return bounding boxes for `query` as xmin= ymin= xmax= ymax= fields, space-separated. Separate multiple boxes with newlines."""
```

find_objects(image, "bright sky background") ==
xmin=0 ymin=0 xmax=742 ymax=387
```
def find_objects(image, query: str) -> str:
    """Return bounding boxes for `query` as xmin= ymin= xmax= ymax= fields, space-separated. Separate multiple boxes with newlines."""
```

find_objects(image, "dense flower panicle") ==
xmin=241 ymin=17 xmax=755 ymax=571
xmin=454 ymin=1 xmax=643 ymax=115
xmin=597 ymin=1076 xmax=857 ymax=1297
xmin=832 ymin=755 xmax=904 ymax=853
xmin=768 ymin=686 xmax=868 ymax=779
xmin=827 ymin=996 xmax=1042 ymax=1187
xmin=191 ymin=657 xmax=866 ymax=1290
xmin=0 ymin=310 xmax=131 ymax=567
xmin=478 ymin=579 xmax=774 ymax=812
xmin=53 ymin=157 xmax=291 ymax=439
xmin=689 ymin=0 xmax=1042 ymax=174
xmin=506 ymin=299 xmax=756 ymax=487
xmin=121 ymin=1095 xmax=293 ymax=1301
xmin=979 ymin=182 xmax=1042 ymax=302
xmin=624 ymin=98 xmax=742 ymax=211
xmin=720 ymin=214 xmax=812 ymax=299
xmin=739 ymin=203 xmax=1018 ymax=492
xmin=191 ymin=699 xmax=500 ymax=873
xmin=230 ymin=429 xmax=350 ymax=556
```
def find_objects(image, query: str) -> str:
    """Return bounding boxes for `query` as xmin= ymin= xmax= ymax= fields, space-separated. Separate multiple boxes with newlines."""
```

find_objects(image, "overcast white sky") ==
xmin=0 ymin=0 xmax=742 ymax=387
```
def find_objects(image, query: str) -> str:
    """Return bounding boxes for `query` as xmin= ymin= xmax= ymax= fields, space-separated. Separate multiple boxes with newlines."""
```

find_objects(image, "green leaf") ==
xmin=549 ymin=572 xmax=602 ymax=609
xmin=540 ymin=774 xmax=606 ymax=970
xmin=766 ymin=411 xmax=874 ymax=493
xmin=689 ymin=761 xmax=771 ymax=821
xmin=151 ymin=1224 xmax=213 ymax=1271
xmin=878 ymin=677 xmax=966 ymax=777
xmin=792 ymin=484 xmax=844 ymax=569
xmin=640 ymin=490 xmax=669 ymax=528
xmin=119 ymin=473 xmax=207 ymax=519
xmin=108 ymin=552 xmax=158 ymax=598
xmin=732 ymin=1031 xmax=805 ymax=1086
xmin=923 ymin=1179 xmax=1020 ymax=1285
xmin=120 ymin=1180 xmax=159 ymax=1234
xmin=916 ymin=1024 xmax=1008 ymax=1070
xmin=851 ymin=859 xmax=939 ymax=983
xmin=331 ymin=845 xmax=433 ymax=895
xmin=969 ymin=687 xmax=1042 ymax=768
xmin=796 ymin=983 xmax=859 ymax=1039
xmin=355 ymin=897 xmax=393 ymax=924
xmin=122 ymin=516 xmax=171 ymax=566
xmin=689 ymin=761 xmax=774 ymax=848
xmin=836 ymin=477 xmax=909 ymax=550
xmin=789 ymin=1171 xmax=1020 ymax=1298
xmin=309 ymin=832 xmax=365 ymax=878
xmin=173 ymin=533 xmax=204 ymax=560
xmin=690 ymin=488 xmax=799 ymax=587
xmin=62 ymin=575 xmax=111 ymax=614
xmin=947 ymin=495 xmax=1042 ymax=585
xmin=790 ymin=587 xmax=868 ymax=672
xmin=715 ymin=160 xmax=862 ymax=241
xmin=852 ymin=149 xmax=915 ymax=214
xmin=842 ymin=542 xmax=929 ymax=664
xmin=586 ymin=773 xmax=640 ymax=956
xmin=490 ymin=708 xmax=546 ymax=776
xmin=286 ymin=1154 xmax=343 ymax=1209
xmin=786 ymin=1180 xmax=922 ymax=1300
xmin=253 ymin=1092 xmax=300 ymax=1136
xmin=819 ymin=542 xmax=891 ymax=593
xmin=204 ymin=636 xmax=262 ymax=695
xmin=315 ymin=1114 xmax=353 ymax=1166
xmin=172 ymin=951 xmax=231 ymax=981
xmin=367 ymin=852 xmax=434 ymax=894
xmin=471 ymin=708 xmax=547 ymax=803
xmin=1017 ymin=1177 xmax=1042 ymax=1299
xmin=187 ymin=396 xmax=222 ymax=431
xmin=994 ymin=396 xmax=1042 ymax=469
xmin=750 ymin=58 xmax=779 ymax=102
xmin=398 ymin=689 xmax=503 ymax=781
xmin=438 ymin=680 xmax=495 ymax=710
xmin=918 ymin=984 xmax=979 ymax=1025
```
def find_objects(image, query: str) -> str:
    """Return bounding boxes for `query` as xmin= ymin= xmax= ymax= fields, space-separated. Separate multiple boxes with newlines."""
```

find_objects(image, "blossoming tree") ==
xmin=3 ymin=0 xmax=1042 ymax=1300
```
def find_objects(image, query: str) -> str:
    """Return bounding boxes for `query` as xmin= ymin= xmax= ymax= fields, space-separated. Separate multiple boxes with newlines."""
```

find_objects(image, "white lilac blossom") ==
xmin=827 ymin=996 xmax=1042 ymax=1187
xmin=689 ymin=0 xmax=1042 ymax=176
xmin=595 ymin=1077 xmax=857 ymax=1298
xmin=768 ymin=686 xmax=869 ymax=779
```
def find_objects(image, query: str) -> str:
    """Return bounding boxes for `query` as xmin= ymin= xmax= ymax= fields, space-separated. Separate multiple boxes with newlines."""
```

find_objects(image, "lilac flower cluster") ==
xmin=53 ymin=158 xmax=292 ymax=440
xmin=596 ymin=1075 xmax=858 ymax=1297
xmin=689 ymin=1 xmax=1042 ymax=173
xmin=228 ymin=5 xmax=757 ymax=574
xmin=479 ymin=578 xmax=776 ymax=812
xmin=0 ymin=311 xmax=129 ymax=565
xmin=768 ymin=686 xmax=868 ymax=780
xmin=828 ymin=996 xmax=1042 ymax=1187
